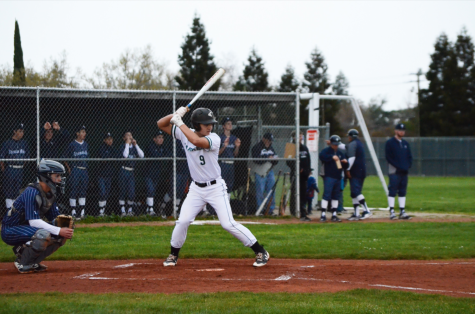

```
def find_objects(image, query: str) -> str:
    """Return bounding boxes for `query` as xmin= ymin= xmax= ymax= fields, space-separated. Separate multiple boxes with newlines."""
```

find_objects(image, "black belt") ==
xmin=194 ymin=180 xmax=216 ymax=188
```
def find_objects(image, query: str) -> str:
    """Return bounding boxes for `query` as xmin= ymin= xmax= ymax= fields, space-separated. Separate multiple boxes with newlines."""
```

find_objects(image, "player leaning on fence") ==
xmin=1 ymin=160 xmax=74 ymax=274
xmin=319 ymin=135 xmax=348 ymax=222
xmin=157 ymin=106 xmax=269 ymax=267
xmin=385 ymin=123 xmax=412 ymax=220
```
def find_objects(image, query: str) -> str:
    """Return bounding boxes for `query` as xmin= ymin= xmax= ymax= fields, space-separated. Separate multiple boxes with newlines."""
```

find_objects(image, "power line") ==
xmin=351 ymin=79 xmax=428 ymax=88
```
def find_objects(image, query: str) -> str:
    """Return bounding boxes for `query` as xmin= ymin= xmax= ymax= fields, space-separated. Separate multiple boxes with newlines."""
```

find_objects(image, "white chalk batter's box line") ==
xmin=73 ymin=263 xmax=475 ymax=296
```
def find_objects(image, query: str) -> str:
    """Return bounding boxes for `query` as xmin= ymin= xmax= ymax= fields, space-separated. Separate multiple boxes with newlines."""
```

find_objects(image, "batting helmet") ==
xmin=329 ymin=135 xmax=342 ymax=145
xmin=37 ymin=159 xmax=67 ymax=195
xmin=191 ymin=108 xmax=217 ymax=131
xmin=347 ymin=129 xmax=359 ymax=138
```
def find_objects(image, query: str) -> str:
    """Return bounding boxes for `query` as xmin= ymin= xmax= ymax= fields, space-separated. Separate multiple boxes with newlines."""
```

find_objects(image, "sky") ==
xmin=2 ymin=1 xmax=475 ymax=110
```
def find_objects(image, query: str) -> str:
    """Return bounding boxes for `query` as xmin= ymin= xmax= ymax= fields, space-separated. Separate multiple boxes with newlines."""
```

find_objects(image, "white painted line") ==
xmin=275 ymin=274 xmax=293 ymax=281
xmin=74 ymin=272 xmax=101 ymax=279
xmin=191 ymin=220 xmax=276 ymax=225
xmin=300 ymin=266 xmax=315 ymax=268
xmin=195 ymin=268 xmax=224 ymax=272
xmin=114 ymin=263 xmax=137 ymax=268
xmin=369 ymin=284 xmax=475 ymax=295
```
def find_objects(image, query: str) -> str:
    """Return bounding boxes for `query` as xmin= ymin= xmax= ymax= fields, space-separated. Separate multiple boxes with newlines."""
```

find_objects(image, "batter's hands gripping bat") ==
xmin=256 ymin=170 xmax=282 ymax=216
xmin=186 ymin=68 xmax=226 ymax=110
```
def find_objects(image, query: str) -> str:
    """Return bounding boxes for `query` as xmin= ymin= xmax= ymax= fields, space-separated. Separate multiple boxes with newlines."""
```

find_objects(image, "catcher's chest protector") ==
xmin=27 ymin=183 xmax=56 ymax=216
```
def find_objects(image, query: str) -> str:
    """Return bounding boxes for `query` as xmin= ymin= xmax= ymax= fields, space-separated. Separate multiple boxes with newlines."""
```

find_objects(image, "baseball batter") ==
xmin=157 ymin=107 xmax=269 ymax=267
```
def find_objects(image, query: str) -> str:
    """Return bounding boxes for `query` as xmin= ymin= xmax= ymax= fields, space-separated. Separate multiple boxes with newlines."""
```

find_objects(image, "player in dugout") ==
xmin=1 ymin=160 xmax=74 ymax=273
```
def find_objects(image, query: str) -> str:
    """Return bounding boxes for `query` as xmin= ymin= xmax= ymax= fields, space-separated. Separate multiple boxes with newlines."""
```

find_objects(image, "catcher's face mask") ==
xmin=49 ymin=173 xmax=67 ymax=195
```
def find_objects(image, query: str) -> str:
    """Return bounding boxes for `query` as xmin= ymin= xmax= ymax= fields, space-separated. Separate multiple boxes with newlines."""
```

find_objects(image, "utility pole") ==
xmin=410 ymin=69 xmax=423 ymax=137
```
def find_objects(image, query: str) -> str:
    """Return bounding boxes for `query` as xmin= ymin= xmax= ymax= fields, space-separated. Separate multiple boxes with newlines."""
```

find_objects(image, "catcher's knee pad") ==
xmin=31 ymin=229 xmax=52 ymax=252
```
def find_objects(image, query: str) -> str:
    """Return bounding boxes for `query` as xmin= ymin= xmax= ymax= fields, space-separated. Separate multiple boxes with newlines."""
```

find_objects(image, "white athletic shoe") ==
xmin=253 ymin=250 xmax=270 ymax=267
xmin=360 ymin=211 xmax=372 ymax=220
xmin=163 ymin=254 xmax=178 ymax=266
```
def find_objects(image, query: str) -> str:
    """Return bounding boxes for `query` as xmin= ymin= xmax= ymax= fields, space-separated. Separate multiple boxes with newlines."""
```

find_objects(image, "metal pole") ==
xmin=325 ymin=122 xmax=330 ymax=140
xmin=350 ymin=98 xmax=389 ymax=195
xmin=36 ymin=87 xmax=40 ymax=165
xmin=258 ymin=105 xmax=262 ymax=140
xmin=296 ymin=91 xmax=300 ymax=218
xmin=172 ymin=91 xmax=177 ymax=219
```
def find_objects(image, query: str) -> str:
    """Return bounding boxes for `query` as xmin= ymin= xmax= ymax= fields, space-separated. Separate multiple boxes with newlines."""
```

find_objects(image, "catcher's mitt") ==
xmin=55 ymin=215 xmax=75 ymax=245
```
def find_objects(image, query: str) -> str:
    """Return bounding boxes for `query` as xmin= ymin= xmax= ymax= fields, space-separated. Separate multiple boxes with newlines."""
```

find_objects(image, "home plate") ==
xmin=195 ymin=268 xmax=225 ymax=272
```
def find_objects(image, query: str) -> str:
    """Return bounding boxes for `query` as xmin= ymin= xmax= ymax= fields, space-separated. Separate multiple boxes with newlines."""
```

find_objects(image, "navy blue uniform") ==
xmin=252 ymin=141 xmax=279 ymax=213
xmin=219 ymin=134 xmax=238 ymax=191
xmin=0 ymin=139 xmax=30 ymax=202
xmin=1 ymin=187 xmax=60 ymax=246
xmin=319 ymin=146 xmax=348 ymax=201
xmin=386 ymin=137 xmax=412 ymax=197
xmin=64 ymin=141 xmax=89 ymax=200
xmin=40 ymin=129 xmax=70 ymax=159
xmin=286 ymin=143 xmax=312 ymax=216
xmin=175 ymin=139 xmax=190 ymax=200
xmin=119 ymin=144 xmax=144 ymax=203
xmin=98 ymin=143 xmax=119 ymax=203
xmin=346 ymin=138 xmax=366 ymax=198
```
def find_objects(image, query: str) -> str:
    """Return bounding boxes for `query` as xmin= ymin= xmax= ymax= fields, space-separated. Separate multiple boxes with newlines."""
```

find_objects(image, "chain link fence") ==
xmin=2 ymin=87 xmax=328 ymax=219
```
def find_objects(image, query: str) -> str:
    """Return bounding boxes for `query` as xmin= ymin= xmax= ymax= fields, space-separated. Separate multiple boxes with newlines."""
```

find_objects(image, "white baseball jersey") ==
xmin=172 ymin=125 xmax=221 ymax=182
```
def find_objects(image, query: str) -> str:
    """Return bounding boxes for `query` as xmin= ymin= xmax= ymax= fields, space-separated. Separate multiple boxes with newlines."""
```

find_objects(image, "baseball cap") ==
xmin=221 ymin=117 xmax=233 ymax=125
xmin=155 ymin=130 xmax=165 ymax=137
xmin=263 ymin=133 xmax=274 ymax=141
xmin=104 ymin=132 xmax=113 ymax=139
xmin=14 ymin=123 xmax=24 ymax=131
xmin=395 ymin=123 xmax=406 ymax=130
xmin=76 ymin=125 xmax=86 ymax=132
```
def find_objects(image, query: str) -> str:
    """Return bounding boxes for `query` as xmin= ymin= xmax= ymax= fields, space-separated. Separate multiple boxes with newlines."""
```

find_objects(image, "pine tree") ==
xmin=277 ymin=64 xmax=299 ymax=92
xmin=175 ymin=15 xmax=218 ymax=91
xmin=233 ymin=48 xmax=269 ymax=92
xmin=419 ymin=32 xmax=474 ymax=136
xmin=332 ymin=71 xmax=349 ymax=96
xmin=12 ymin=20 xmax=26 ymax=86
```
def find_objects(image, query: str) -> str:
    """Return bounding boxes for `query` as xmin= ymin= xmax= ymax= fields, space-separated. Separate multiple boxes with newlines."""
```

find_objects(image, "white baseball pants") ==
xmin=170 ymin=179 xmax=257 ymax=248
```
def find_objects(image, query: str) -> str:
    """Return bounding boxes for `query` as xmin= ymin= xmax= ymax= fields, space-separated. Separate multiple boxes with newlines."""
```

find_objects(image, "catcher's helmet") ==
xmin=37 ymin=159 xmax=66 ymax=195
xmin=329 ymin=135 xmax=342 ymax=145
xmin=191 ymin=108 xmax=217 ymax=131
xmin=347 ymin=129 xmax=359 ymax=138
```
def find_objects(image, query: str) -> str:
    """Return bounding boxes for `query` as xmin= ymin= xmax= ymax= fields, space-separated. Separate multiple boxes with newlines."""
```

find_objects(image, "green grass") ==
xmin=268 ymin=176 xmax=475 ymax=215
xmin=1 ymin=222 xmax=473 ymax=262
xmin=0 ymin=290 xmax=473 ymax=313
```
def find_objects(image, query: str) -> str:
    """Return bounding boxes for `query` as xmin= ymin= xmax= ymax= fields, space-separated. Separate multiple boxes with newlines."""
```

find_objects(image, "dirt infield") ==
xmin=1 ymin=258 xmax=474 ymax=297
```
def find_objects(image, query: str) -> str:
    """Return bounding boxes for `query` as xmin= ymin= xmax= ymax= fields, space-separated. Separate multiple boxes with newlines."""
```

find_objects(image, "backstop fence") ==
xmin=1 ymin=87 xmax=327 ymax=219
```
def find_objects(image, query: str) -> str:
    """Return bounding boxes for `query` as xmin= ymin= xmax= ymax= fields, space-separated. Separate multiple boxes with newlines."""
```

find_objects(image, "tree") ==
xmin=86 ymin=46 xmax=171 ymax=90
xmin=332 ymin=71 xmax=349 ymax=96
xmin=419 ymin=31 xmax=475 ymax=136
xmin=12 ymin=20 xmax=26 ymax=86
xmin=277 ymin=64 xmax=299 ymax=92
xmin=175 ymin=15 xmax=218 ymax=91
xmin=234 ymin=48 xmax=269 ymax=92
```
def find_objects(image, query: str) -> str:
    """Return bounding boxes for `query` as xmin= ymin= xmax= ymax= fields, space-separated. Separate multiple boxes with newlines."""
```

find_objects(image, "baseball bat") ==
xmin=244 ymin=167 xmax=250 ymax=216
xmin=279 ymin=173 xmax=289 ymax=216
xmin=187 ymin=68 xmax=225 ymax=109
xmin=335 ymin=158 xmax=342 ymax=169
xmin=256 ymin=170 xmax=282 ymax=216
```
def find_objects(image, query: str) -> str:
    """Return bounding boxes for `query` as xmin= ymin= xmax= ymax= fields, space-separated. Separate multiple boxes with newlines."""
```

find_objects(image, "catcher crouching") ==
xmin=1 ymin=159 xmax=74 ymax=274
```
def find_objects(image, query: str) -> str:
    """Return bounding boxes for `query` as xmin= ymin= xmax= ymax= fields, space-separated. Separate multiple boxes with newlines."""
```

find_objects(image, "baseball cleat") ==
xmin=389 ymin=213 xmax=397 ymax=220
xmin=320 ymin=216 xmax=327 ymax=222
xmin=163 ymin=254 xmax=178 ymax=266
xmin=331 ymin=216 xmax=342 ymax=222
xmin=34 ymin=264 xmax=48 ymax=272
xmin=399 ymin=213 xmax=411 ymax=220
xmin=127 ymin=211 xmax=135 ymax=217
xmin=348 ymin=214 xmax=361 ymax=221
xmin=300 ymin=216 xmax=311 ymax=222
xmin=360 ymin=211 xmax=372 ymax=219
xmin=253 ymin=250 xmax=270 ymax=267
xmin=120 ymin=212 xmax=127 ymax=217
xmin=15 ymin=262 xmax=37 ymax=274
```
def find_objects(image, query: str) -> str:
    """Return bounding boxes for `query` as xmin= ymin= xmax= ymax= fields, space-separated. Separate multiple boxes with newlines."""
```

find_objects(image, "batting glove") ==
xmin=170 ymin=114 xmax=184 ymax=128
xmin=174 ymin=106 xmax=188 ymax=118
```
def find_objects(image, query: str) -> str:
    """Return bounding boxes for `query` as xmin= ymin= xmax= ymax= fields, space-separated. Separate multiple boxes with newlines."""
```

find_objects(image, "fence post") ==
xmin=36 ymin=87 xmax=40 ymax=165
xmin=173 ymin=91 xmax=177 ymax=218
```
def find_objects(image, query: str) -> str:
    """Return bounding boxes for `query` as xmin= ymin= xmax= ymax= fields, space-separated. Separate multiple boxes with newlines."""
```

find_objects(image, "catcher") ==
xmin=1 ymin=159 xmax=74 ymax=274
